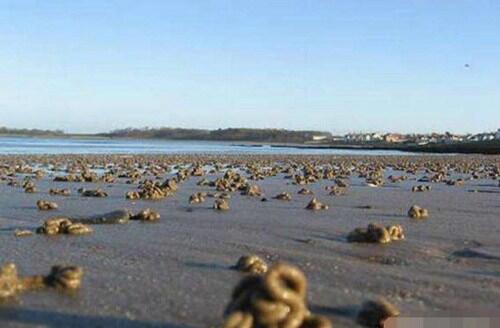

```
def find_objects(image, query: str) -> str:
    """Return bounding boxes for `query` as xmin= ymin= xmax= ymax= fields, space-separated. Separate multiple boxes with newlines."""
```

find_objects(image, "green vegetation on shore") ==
xmin=0 ymin=126 xmax=331 ymax=143
xmin=0 ymin=127 xmax=64 ymax=137
xmin=98 ymin=127 xmax=332 ymax=144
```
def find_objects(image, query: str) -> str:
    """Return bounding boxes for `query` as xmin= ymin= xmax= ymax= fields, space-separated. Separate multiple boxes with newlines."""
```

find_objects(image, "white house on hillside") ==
xmin=312 ymin=135 xmax=328 ymax=141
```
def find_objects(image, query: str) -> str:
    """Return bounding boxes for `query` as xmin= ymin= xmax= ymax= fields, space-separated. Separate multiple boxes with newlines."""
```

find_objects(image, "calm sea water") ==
xmin=0 ymin=137 xmax=413 ymax=156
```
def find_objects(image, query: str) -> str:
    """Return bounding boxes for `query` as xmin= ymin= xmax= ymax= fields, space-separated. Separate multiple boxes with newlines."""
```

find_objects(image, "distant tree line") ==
xmin=100 ymin=127 xmax=332 ymax=143
xmin=0 ymin=126 xmax=332 ymax=143
xmin=0 ymin=127 xmax=64 ymax=136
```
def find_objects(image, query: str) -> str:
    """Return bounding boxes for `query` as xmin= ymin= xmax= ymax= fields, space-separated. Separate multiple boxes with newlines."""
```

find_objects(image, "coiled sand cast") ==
xmin=0 ymin=263 xmax=83 ymax=299
xmin=223 ymin=262 xmax=332 ymax=328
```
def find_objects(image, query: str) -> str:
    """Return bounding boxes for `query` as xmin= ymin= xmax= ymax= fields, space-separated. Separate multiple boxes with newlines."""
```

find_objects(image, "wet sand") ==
xmin=0 ymin=154 xmax=499 ymax=327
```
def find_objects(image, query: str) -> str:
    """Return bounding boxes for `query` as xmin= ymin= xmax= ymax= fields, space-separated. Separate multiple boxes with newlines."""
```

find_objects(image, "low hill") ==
xmin=0 ymin=127 xmax=64 ymax=137
xmin=100 ymin=127 xmax=332 ymax=143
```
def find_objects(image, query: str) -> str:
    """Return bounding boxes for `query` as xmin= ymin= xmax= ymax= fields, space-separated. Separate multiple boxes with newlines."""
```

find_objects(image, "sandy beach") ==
xmin=0 ymin=154 xmax=499 ymax=327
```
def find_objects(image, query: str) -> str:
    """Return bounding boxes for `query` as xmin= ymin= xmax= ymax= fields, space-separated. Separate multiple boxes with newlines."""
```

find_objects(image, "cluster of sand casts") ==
xmin=0 ymin=154 xmax=499 ymax=327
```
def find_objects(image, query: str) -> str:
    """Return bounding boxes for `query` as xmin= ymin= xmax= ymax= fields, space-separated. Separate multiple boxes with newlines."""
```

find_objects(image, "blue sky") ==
xmin=0 ymin=0 xmax=499 ymax=134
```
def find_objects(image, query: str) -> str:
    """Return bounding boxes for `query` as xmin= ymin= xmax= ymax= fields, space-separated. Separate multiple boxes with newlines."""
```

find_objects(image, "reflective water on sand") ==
xmin=0 ymin=137 xmax=414 ymax=155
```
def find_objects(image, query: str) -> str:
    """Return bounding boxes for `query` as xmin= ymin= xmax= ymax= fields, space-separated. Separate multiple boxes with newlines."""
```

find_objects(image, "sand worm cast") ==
xmin=388 ymin=175 xmax=407 ymax=183
xmin=130 ymin=208 xmax=160 ymax=222
xmin=301 ymin=316 xmax=333 ymax=328
xmin=335 ymin=178 xmax=349 ymax=188
xmin=223 ymin=262 xmax=332 ymax=328
xmin=54 ymin=174 xmax=84 ymax=182
xmin=14 ymin=230 xmax=33 ymax=237
xmin=64 ymin=223 xmax=93 ymax=235
xmin=294 ymin=175 xmax=307 ymax=185
xmin=22 ymin=179 xmax=36 ymax=189
xmin=305 ymin=198 xmax=328 ymax=211
xmin=207 ymin=192 xmax=231 ymax=199
xmin=223 ymin=311 xmax=254 ymax=328
xmin=386 ymin=225 xmax=405 ymax=241
xmin=356 ymin=298 xmax=399 ymax=328
xmin=125 ymin=191 xmax=141 ymax=200
xmin=347 ymin=223 xmax=404 ymax=244
xmin=366 ymin=178 xmax=384 ymax=188
xmin=274 ymin=192 xmax=292 ymax=201
xmin=408 ymin=205 xmax=429 ymax=219
xmin=197 ymin=178 xmax=211 ymax=186
xmin=130 ymin=178 xmax=178 ymax=200
xmin=44 ymin=265 xmax=83 ymax=290
xmin=49 ymin=188 xmax=71 ymax=196
xmin=411 ymin=185 xmax=431 ymax=192
xmin=0 ymin=263 xmax=83 ymax=300
xmin=242 ymin=185 xmax=263 ymax=197
xmin=24 ymin=185 xmax=37 ymax=193
xmin=79 ymin=188 xmax=108 ymax=197
xmin=189 ymin=192 xmax=207 ymax=204
xmin=297 ymin=188 xmax=313 ymax=195
xmin=191 ymin=166 xmax=205 ymax=176
xmin=137 ymin=183 xmax=167 ymax=200
xmin=36 ymin=217 xmax=92 ymax=235
xmin=36 ymin=200 xmax=58 ymax=211
xmin=446 ymin=179 xmax=465 ymax=186
xmin=219 ymin=192 xmax=232 ymax=199
xmin=214 ymin=198 xmax=230 ymax=211
xmin=232 ymin=255 xmax=268 ymax=274
xmin=327 ymin=186 xmax=346 ymax=196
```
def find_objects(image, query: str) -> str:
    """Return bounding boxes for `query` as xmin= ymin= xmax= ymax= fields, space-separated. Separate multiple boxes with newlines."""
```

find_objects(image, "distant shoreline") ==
xmin=1 ymin=134 xmax=498 ymax=155
xmin=234 ymin=141 xmax=500 ymax=155
xmin=0 ymin=133 xmax=107 ymax=140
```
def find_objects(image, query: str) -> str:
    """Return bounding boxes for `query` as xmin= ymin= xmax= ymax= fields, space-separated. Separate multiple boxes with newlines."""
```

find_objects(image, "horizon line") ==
xmin=1 ymin=125 xmax=498 ymax=137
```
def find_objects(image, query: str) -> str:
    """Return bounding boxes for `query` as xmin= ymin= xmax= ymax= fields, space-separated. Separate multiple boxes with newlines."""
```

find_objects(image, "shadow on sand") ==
xmin=0 ymin=307 xmax=190 ymax=328
xmin=310 ymin=304 xmax=358 ymax=319
xmin=184 ymin=261 xmax=228 ymax=271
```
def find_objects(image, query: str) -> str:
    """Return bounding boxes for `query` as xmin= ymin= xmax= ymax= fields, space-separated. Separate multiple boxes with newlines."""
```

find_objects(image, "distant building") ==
xmin=312 ymin=135 xmax=328 ymax=141
xmin=331 ymin=135 xmax=344 ymax=142
xmin=466 ymin=134 xmax=478 ymax=142
xmin=384 ymin=133 xmax=404 ymax=143
xmin=483 ymin=133 xmax=495 ymax=141
xmin=345 ymin=133 xmax=362 ymax=142
xmin=414 ymin=135 xmax=430 ymax=145
xmin=469 ymin=133 xmax=495 ymax=142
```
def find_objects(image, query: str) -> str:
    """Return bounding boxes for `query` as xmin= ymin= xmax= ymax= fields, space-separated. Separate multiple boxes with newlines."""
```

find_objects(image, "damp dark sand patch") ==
xmin=451 ymin=247 xmax=500 ymax=261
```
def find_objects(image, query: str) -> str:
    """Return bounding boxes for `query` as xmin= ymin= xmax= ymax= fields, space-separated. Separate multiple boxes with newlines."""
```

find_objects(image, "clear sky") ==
xmin=0 ymin=0 xmax=499 ymax=134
